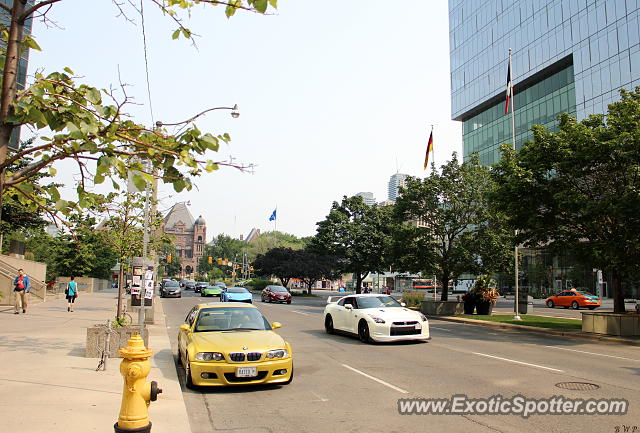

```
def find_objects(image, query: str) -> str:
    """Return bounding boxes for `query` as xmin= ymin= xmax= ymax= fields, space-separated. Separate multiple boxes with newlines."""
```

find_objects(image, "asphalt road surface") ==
xmin=161 ymin=291 xmax=639 ymax=433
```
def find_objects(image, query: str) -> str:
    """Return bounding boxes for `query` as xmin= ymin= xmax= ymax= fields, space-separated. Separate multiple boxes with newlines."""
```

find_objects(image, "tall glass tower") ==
xmin=450 ymin=0 xmax=640 ymax=165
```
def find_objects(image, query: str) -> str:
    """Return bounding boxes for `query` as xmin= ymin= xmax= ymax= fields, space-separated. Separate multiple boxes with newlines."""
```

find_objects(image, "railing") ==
xmin=0 ymin=259 xmax=46 ymax=302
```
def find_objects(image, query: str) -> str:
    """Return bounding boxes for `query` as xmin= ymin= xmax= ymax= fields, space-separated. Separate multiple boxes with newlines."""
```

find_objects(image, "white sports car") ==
xmin=323 ymin=294 xmax=431 ymax=343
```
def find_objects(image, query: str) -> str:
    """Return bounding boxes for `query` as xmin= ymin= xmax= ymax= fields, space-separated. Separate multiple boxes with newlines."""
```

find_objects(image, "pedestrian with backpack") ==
xmin=13 ymin=268 xmax=30 ymax=314
xmin=65 ymin=276 xmax=78 ymax=312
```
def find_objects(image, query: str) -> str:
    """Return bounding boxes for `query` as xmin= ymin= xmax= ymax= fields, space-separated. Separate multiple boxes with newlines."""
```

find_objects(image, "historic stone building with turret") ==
xmin=161 ymin=202 xmax=206 ymax=277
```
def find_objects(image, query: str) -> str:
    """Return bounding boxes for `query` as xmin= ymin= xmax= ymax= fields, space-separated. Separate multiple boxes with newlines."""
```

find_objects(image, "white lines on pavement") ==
xmin=544 ymin=346 xmax=639 ymax=362
xmin=341 ymin=364 xmax=409 ymax=394
xmin=430 ymin=326 xmax=453 ymax=332
xmin=310 ymin=391 xmax=329 ymax=402
xmin=472 ymin=352 xmax=565 ymax=373
xmin=291 ymin=310 xmax=311 ymax=316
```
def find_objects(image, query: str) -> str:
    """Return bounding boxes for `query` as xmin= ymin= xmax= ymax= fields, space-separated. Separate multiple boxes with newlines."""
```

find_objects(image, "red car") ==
xmin=545 ymin=289 xmax=601 ymax=310
xmin=261 ymin=285 xmax=292 ymax=304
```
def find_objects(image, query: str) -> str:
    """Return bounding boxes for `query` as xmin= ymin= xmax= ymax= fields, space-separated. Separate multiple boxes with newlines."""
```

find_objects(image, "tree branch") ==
xmin=20 ymin=0 xmax=63 ymax=22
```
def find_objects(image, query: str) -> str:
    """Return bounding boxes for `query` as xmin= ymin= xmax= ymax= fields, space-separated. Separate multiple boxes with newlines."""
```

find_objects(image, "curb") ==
xmin=427 ymin=315 xmax=640 ymax=346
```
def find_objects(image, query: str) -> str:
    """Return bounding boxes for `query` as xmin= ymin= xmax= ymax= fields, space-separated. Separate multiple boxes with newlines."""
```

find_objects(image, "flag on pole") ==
xmin=269 ymin=208 xmax=277 ymax=221
xmin=505 ymin=60 xmax=513 ymax=114
xmin=423 ymin=131 xmax=433 ymax=170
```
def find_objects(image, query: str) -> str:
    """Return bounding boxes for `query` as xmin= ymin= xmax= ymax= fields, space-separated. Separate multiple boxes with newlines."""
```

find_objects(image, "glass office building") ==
xmin=450 ymin=0 xmax=640 ymax=165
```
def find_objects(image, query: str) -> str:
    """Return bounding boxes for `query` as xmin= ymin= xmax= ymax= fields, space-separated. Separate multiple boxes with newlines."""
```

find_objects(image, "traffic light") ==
xmin=208 ymin=256 xmax=213 ymax=264
xmin=167 ymin=254 xmax=172 ymax=263
xmin=250 ymin=266 xmax=254 ymax=271
xmin=217 ymin=258 xmax=222 ymax=265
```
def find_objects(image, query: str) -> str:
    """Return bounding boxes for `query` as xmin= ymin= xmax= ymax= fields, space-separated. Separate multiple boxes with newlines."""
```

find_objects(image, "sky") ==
xmin=28 ymin=0 xmax=461 ymax=240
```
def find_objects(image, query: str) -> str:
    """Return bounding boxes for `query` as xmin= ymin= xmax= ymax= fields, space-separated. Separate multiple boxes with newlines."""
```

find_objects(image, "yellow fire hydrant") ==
xmin=114 ymin=333 xmax=162 ymax=433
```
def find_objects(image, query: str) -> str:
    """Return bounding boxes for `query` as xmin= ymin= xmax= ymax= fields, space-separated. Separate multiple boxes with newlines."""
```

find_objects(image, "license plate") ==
xmin=415 ymin=324 xmax=422 ymax=330
xmin=236 ymin=367 xmax=257 ymax=377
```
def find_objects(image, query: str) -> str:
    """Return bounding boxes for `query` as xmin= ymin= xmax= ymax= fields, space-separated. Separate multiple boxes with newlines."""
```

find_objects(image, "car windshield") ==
xmin=194 ymin=307 xmax=270 ymax=331
xmin=227 ymin=288 xmax=249 ymax=294
xmin=206 ymin=286 xmax=218 ymax=290
xmin=164 ymin=282 xmax=179 ymax=287
xmin=356 ymin=296 xmax=402 ymax=309
xmin=270 ymin=286 xmax=288 ymax=293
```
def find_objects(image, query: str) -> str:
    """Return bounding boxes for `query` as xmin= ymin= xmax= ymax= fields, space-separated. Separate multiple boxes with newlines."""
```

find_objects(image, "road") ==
xmin=161 ymin=291 xmax=639 ymax=433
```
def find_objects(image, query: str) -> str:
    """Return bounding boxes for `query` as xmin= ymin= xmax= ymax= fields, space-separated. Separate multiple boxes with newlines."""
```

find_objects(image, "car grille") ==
xmin=392 ymin=321 xmax=418 ymax=326
xmin=224 ymin=372 xmax=268 ymax=382
xmin=390 ymin=326 xmax=421 ymax=336
xmin=228 ymin=352 xmax=263 ymax=362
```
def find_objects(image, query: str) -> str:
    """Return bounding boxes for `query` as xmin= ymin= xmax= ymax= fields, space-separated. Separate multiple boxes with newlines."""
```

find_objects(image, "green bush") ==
xmin=243 ymin=278 xmax=272 ymax=291
xmin=400 ymin=291 xmax=424 ymax=308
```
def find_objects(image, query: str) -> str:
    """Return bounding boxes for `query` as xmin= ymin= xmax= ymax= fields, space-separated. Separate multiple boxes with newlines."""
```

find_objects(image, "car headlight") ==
xmin=195 ymin=352 xmax=224 ymax=361
xmin=266 ymin=349 xmax=289 ymax=359
xmin=368 ymin=314 xmax=385 ymax=324
xmin=419 ymin=313 xmax=428 ymax=322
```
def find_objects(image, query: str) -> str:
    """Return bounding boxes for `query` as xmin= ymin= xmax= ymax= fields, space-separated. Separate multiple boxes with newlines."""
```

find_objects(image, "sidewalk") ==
xmin=0 ymin=290 xmax=191 ymax=433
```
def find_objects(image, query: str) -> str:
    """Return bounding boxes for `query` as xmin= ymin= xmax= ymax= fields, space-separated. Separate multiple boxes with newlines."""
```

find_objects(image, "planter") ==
xmin=85 ymin=324 xmax=148 ymax=358
xmin=581 ymin=312 xmax=640 ymax=336
xmin=475 ymin=301 xmax=494 ymax=315
xmin=463 ymin=301 xmax=476 ymax=315
xmin=421 ymin=300 xmax=464 ymax=316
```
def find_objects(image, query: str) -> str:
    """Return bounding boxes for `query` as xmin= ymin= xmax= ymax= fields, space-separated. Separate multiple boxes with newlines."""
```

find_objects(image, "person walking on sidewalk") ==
xmin=66 ymin=276 xmax=78 ymax=312
xmin=13 ymin=269 xmax=30 ymax=314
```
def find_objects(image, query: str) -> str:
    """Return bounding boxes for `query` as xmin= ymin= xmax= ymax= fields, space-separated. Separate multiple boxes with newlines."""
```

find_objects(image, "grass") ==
xmin=460 ymin=314 xmax=582 ymax=330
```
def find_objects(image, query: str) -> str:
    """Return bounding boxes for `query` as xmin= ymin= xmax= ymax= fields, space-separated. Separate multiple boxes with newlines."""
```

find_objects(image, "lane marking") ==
xmin=291 ymin=310 xmax=311 ymax=316
xmin=430 ymin=326 xmax=453 ymax=332
xmin=310 ymin=391 xmax=329 ymax=402
xmin=341 ymin=364 xmax=409 ymax=394
xmin=472 ymin=352 xmax=565 ymax=373
xmin=544 ymin=346 xmax=639 ymax=362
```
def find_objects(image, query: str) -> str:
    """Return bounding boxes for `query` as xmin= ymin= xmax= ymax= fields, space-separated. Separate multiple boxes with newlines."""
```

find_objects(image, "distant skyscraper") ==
xmin=355 ymin=192 xmax=376 ymax=206
xmin=388 ymin=173 xmax=409 ymax=202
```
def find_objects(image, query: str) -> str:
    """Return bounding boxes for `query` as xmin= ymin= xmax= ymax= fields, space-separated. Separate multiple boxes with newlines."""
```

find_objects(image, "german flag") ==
xmin=423 ymin=131 xmax=433 ymax=170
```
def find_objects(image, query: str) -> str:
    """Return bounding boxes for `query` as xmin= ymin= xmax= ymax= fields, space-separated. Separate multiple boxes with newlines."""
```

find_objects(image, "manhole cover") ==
xmin=555 ymin=382 xmax=600 ymax=391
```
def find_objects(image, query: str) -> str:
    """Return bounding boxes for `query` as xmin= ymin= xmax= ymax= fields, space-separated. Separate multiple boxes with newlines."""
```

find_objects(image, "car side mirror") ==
xmin=401 ymin=302 xmax=406 ymax=307
xmin=344 ymin=304 xmax=353 ymax=310
xmin=180 ymin=324 xmax=190 ymax=332
xmin=272 ymin=322 xmax=282 ymax=329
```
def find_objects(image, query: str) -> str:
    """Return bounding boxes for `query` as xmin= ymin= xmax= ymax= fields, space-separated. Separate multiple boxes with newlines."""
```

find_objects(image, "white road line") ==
xmin=545 ymin=346 xmax=639 ymax=362
xmin=310 ymin=391 xmax=329 ymax=402
xmin=430 ymin=326 xmax=453 ymax=332
xmin=341 ymin=364 xmax=409 ymax=394
xmin=472 ymin=352 xmax=565 ymax=373
xmin=291 ymin=310 xmax=311 ymax=316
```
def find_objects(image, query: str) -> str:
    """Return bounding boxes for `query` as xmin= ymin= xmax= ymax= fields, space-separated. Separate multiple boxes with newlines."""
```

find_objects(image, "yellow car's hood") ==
xmin=191 ymin=330 xmax=286 ymax=353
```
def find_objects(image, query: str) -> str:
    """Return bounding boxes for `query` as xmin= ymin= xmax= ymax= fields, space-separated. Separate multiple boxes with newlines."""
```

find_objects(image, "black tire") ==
xmin=201 ymin=293 xmax=205 ymax=297
xmin=261 ymin=296 xmax=265 ymax=303
xmin=358 ymin=320 xmax=372 ymax=344
xmin=185 ymin=361 xmax=194 ymax=389
xmin=283 ymin=367 xmax=293 ymax=385
xmin=324 ymin=315 xmax=334 ymax=334
xmin=572 ymin=301 xmax=580 ymax=310
xmin=177 ymin=348 xmax=183 ymax=366
xmin=546 ymin=300 xmax=554 ymax=308
xmin=287 ymin=300 xmax=291 ymax=304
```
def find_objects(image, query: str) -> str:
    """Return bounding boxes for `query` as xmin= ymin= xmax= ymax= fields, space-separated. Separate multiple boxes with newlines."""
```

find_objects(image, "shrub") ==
xmin=243 ymin=278 xmax=272 ymax=291
xmin=400 ymin=291 xmax=424 ymax=308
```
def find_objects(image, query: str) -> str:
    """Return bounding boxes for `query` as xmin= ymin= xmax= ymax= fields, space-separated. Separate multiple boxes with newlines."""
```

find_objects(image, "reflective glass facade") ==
xmin=450 ymin=0 xmax=640 ymax=164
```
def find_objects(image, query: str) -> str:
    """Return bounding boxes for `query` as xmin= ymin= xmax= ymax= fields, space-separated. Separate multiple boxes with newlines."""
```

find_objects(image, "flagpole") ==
xmin=509 ymin=48 xmax=521 ymax=321
xmin=430 ymin=125 xmax=435 ymax=175
xmin=274 ymin=205 xmax=277 ymax=232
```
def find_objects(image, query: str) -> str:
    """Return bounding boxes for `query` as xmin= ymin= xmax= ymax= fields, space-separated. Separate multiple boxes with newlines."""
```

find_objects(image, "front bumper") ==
xmin=369 ymin=322 xmax=431 ymax=342
xmin=162 ymin=291 xmax=181 ymax=298
xmin=269 ymin=296 xmax=291 ymax=303
xmin=189 ymin=358 xmax=293 ymax=386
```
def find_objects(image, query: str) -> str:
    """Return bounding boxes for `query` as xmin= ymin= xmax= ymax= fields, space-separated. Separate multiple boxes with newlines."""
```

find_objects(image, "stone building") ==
xmin=162 ymin=202 xmax=206 ymax=276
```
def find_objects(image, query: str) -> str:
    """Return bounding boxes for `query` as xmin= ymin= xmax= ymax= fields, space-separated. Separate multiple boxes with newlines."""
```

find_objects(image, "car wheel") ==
xmin=261 ymin=296 xmax=265 ymax=303
xmin=358 ymin=320 xmax=372 ymax=344
xmin=572 ymin=301 xmax=580 ymax=310
xmin=546 ymin=300 xmax=554 ymax=308
xmin=283 ymin=367 xmax=293 ymax=385
xmin=287 ymin=300 xmax=291 ymax=304
xmin=185 ymin=361 xmax=194 ymax=389
xmin=177 ymin=349 xmax=183 ymax=366
xmin=200 ymin=293 xmax=204 ymax=297
xmin=324 ymin=315 xmax=334 ymax=334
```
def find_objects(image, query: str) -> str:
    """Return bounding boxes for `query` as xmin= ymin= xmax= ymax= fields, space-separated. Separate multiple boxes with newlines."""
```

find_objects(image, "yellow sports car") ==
xmin=177 ymin=302 xmax=293 ymax=387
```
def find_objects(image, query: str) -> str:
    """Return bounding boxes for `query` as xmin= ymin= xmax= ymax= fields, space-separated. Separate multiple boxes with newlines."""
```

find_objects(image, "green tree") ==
xmin=246 ymin=231 xmax=308 ymax=260
xmin=253 ymin=247 xmax=300 ymax=288
xmin=199 ymin=234 xmax=245 ymax=274
xmin=313 ymin=196 xmax=391 ymax=294
xmin=295 ymin=250 xmax=339 ymax=295
xmin=0 ymin=1 xmax=277 ymax=229
xmin=393 ymin=155 xmax=513 ymax=301
xmin=492 ymin=88 xmax=640 ymax=312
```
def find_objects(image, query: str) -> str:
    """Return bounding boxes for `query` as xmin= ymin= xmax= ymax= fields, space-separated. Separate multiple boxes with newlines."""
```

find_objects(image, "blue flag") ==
xmin=269 ymin=209 xmax=277 ymax=221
